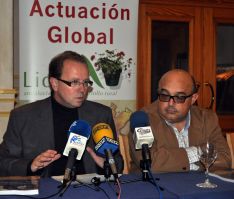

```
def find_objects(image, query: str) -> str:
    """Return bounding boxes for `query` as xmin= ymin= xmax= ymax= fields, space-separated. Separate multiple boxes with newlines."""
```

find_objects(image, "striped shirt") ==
xmin=165 ymin=111 xmax=200 ymax=170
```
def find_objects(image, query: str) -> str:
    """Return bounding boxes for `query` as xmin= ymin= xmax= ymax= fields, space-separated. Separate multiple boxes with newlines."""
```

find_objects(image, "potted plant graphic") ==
xmin=90 ymin=49 xmax=133 ymax=86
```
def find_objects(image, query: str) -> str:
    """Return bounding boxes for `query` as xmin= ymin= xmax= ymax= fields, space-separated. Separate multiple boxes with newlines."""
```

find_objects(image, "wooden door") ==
xmin=137 ymin=2 xmax=203 ymax=108
xmin=203 ymin=7 xmax=234 ymax=131
xmin=137 ymin=0 xmax=234 ymax=132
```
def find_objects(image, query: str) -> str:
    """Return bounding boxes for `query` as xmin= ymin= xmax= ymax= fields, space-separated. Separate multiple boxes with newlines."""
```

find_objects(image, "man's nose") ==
xmin=168 ymin=97 xmax=176 ymax=105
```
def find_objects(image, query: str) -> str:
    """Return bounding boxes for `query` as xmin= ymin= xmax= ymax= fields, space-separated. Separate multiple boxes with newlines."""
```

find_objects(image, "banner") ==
xmin=18 ymin=0 xmax=138 ymax=101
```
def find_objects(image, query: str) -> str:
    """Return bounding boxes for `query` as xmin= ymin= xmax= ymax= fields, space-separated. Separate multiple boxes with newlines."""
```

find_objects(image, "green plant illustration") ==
xmin=91 ymin=49 xmax=133 ymax=76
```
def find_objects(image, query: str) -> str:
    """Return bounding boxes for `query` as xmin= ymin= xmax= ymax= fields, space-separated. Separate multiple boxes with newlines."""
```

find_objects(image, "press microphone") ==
xmin=130 ymin=111 xmax=154 ymax=180
xmin=63 ymin=120 xmax=91 ymax=183
xmin=92 ymin=123 xmax=119 ymax=180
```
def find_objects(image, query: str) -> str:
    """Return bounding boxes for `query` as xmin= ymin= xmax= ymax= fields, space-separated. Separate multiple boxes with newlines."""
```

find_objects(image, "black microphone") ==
xmin=63 ymin=120 xmax=91 ymax=184
xmin=63 ymin=148 xmax=78 ymax=183
xmin=130 ymin=111 xmax=154 ymax=181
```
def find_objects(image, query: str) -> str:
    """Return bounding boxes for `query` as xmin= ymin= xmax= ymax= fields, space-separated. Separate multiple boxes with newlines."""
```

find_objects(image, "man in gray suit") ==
xmin=0 ymin=51 xmax=123 ymax=177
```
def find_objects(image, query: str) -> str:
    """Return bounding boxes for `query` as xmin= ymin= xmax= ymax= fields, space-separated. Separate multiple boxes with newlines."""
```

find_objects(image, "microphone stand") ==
xmin=104 ymin=160 xmax=112 ymax=180
xmin=103 ymin=158 xmax=121 ymax=197
xmin=104 ymin=149 xmax=119 ymax=182
xmin=140 ymin=144 xmax=163 ymax=199
xmin=59 ymin=166 xmax=77 ymax=197
xmin=140 ymin=144 xmax=151 ymax=181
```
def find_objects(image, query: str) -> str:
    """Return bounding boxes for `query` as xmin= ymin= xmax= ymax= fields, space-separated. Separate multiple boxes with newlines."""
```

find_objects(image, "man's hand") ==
xmin=86 ymin=147 xmax=105 ymax=168
xmin=31 ymin=150 xmax=61 ymax=172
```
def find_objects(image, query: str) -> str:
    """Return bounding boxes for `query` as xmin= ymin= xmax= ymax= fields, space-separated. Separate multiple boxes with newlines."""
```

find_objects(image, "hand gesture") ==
xmin=31 ymin=150 xmax=61 ymax=172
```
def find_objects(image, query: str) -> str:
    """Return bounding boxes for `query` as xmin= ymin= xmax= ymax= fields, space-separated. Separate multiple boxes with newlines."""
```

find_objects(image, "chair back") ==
xmin=226 ymin=132 xmax=234 ymax=169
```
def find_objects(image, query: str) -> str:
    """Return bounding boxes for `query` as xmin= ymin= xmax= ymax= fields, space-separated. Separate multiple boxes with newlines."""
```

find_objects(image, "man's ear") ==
xmin=191 ymin=93 xmax=199 ymax=105
xmin=50 ymin=77 xmax=59 ymax=91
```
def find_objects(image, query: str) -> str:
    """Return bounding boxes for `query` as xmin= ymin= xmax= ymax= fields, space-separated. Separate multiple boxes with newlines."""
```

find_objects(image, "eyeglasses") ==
xmin=57 ymin=78 xmax=93 ymax=88
xmin=158 ymin=93 xmax=194 ymax=103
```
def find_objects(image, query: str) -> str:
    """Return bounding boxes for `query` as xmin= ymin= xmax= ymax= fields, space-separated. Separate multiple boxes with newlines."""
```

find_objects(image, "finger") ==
xmin=52 ymin=153 xmax=61 ymax=161
xmin=36 ymin=157 xmax=52 ymax=165
xmin=31 ymin=150 xmax=61 ymax=172
xmin=39 ymin=150 xmax=61 ymax=162
xmin=42 ymin=150 xmax=59 ymax=159
xmin=45 ymin=150 xmax=60 ymax=156
xmin=40 ymin=153 xmax=61 ymax=166
xmin=86 ymin=146 xmax=95 ymax=155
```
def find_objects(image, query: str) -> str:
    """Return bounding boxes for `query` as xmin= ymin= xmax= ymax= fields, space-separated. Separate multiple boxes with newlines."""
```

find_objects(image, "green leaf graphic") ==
xmin=83 ymin=55 xmax=104 ymax=89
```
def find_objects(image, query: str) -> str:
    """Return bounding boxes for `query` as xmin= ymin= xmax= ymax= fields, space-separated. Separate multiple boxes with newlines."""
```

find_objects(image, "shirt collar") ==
xmin=165 ymin=110 xmax=191 ymax=133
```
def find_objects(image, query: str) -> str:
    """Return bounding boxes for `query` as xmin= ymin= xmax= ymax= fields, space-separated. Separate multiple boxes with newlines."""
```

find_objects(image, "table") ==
xmin=0 ymin=171 xmax=233 ymax=199
xmin=157 ymin=171 xmax=234 ymax=199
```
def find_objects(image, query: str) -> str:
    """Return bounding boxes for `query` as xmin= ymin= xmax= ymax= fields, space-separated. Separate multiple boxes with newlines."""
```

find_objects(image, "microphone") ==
xmin=63 ymin=120 xmax=91 ymax=183
xmin=130 ymin=111 xmax=154 ymax=180
xmin=92 ymin=123 xmax=119 ymax=180
xmin=130 ymin=111 xmax=154 ymax=150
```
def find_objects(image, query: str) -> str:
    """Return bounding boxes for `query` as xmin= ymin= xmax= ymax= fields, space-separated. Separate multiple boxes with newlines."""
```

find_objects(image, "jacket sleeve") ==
xmin=203 ymin=109 xmax=231 ymax=170
xmin=0 ymin=110 xmax=31 ymax=176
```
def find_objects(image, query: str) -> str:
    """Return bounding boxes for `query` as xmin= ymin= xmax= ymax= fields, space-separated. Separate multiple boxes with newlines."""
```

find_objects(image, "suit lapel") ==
xmin=37 ymin=97 xmax=55 ymax=149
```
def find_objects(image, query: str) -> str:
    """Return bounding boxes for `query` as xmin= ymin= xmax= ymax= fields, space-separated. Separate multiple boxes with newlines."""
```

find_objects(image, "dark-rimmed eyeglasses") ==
xmin=57 ymin=78 xmax=93 ymax=88
xmin=158 ymin=93 xmax=194 ymax=103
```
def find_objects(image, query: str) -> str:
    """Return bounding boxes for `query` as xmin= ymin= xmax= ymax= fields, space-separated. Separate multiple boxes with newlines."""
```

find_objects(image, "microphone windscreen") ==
xmin=130 ymin=111 xmax=150 ymax=132
xmin=92 ymin=123 xmax=114 ymax=144
xmin=68 ymin=120 xmax=91 ymax=139
xmin=92 ymin=123 xmax=118 ymax=157
xmin=63 ymin=120 xmax=91 ymax=160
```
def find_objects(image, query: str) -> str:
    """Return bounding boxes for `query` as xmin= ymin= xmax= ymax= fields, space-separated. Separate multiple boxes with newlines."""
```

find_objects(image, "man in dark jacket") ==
xmin=0 ymin=51 xmax=123 ymax=177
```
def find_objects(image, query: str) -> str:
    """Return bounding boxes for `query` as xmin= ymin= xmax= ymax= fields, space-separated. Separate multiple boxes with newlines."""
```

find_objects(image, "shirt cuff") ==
xmin=185 ymin=146 xmax=199 ymax=164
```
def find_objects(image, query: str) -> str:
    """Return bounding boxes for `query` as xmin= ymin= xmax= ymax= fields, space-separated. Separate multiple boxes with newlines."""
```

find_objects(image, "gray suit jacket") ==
xmin=0 ymin=97 xmax=123 ymax=176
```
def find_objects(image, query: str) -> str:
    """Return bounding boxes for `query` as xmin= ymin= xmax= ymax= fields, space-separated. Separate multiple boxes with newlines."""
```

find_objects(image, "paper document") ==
xmin=0 ymin=176 xmax=39 ymax=195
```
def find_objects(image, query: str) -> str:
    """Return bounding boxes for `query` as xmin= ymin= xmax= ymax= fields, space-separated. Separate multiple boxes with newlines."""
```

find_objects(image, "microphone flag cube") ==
xmin=94 ymin=136 xmax=119 ymax=157
xmin=133 ymin=126 xmax=154 ymax=150
xmin=63 ymin=132 xmax=88 ymax=160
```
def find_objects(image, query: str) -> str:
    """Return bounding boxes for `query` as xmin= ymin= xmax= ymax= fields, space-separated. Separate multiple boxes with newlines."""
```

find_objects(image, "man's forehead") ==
xmin=160 ymin=72 xmax=193 ymax=89
xmin=159 ymin=88 xmax=187 ymax=94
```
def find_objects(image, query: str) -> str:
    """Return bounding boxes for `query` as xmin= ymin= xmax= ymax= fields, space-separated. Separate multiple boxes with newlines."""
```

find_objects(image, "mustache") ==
xmin=165 ymin=105 xmax=178 ymax=113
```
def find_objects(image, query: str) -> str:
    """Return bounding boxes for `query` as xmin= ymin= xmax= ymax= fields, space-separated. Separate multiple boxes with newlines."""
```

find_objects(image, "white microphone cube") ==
xmin=133 ymin=126 xmax=154 ymax=150
xmin=63 ymin=132 xmax=88 ymax=160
